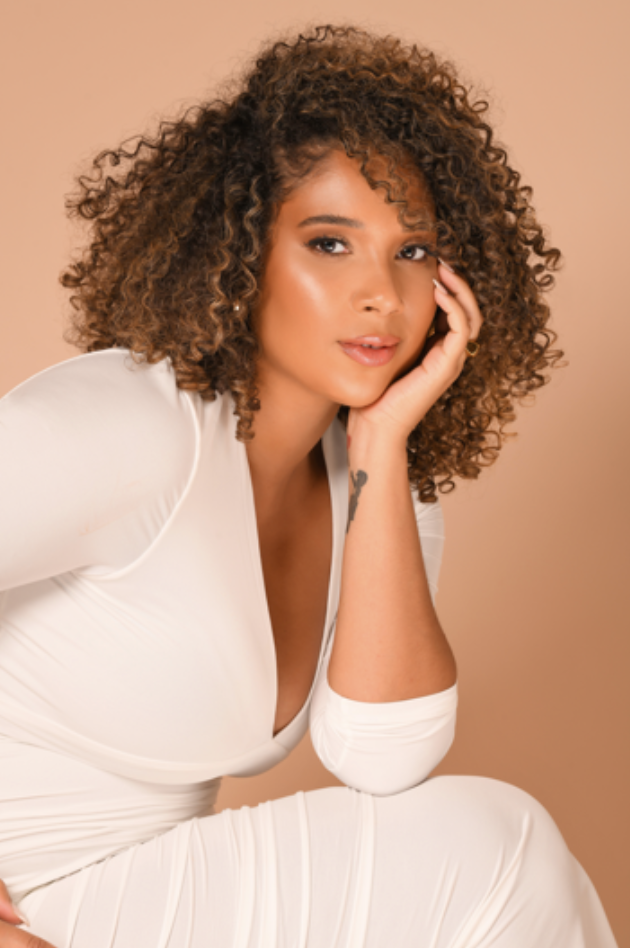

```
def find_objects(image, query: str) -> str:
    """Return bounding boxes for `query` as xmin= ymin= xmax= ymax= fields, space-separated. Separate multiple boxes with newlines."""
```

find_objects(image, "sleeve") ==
xmin=309 ymin=493 xmax=458 ymax=796
xmin=0 ymin=349 xmax=198 ymax=592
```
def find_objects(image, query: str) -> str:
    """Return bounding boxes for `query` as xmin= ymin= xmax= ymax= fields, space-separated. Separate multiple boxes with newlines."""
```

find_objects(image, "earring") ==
xmin=427 ymin=321 xmax=436 ymax=338
xmin=233 ymin=302 xmax=241 ymax=313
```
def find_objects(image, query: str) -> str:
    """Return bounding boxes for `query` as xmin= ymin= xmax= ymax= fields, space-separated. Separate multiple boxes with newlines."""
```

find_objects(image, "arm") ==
xmin=0 ymin=352 xmax=196 ymax=946
xmin=328 ymin=433 xmax=456 ymax=702
xmin=310 ymin=263 xmax=481 ymax=794
xmin=0 ymin=350 xmax=197 ymax=590
xmin=310 ymin=491 xmax=457 ymax=794
xmin=329 ymin=263 xmax=480 ymax=702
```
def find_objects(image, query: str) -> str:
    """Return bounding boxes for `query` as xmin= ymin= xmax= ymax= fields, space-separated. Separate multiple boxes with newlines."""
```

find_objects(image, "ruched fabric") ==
xmin=15 ymin=776 xmax=618 ymax=948
xmin=0 ymin=349 xmax=619 ymax=946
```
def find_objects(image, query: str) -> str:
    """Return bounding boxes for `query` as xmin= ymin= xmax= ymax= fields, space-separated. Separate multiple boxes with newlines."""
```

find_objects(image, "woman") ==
xmin=0 ymin=23 xmax=618 ymax=948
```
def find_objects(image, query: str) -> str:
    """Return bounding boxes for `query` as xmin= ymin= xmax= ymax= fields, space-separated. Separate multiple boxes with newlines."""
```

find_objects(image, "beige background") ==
xmin=2 ymin=0 xmax=628 ymax=941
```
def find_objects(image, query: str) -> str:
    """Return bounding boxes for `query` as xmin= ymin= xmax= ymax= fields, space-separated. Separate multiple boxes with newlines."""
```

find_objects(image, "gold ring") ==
xmin=465 ymin=339 xmax=480 ymax=358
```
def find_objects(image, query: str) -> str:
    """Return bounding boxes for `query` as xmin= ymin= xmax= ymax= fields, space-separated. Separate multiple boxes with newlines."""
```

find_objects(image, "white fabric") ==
xmin=0 ymin=349 xmax=618 ymax=946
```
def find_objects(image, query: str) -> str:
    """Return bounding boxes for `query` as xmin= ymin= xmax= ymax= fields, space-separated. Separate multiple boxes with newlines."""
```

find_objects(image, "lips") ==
xmin=338 ymin=335 xmax=401 ymax=367
xmin=340 ymin=335 xmax=401 ymax=347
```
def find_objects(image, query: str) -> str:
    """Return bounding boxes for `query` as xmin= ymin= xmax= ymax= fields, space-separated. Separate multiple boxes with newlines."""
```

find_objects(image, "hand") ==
xmin=0 ymin=880 xmax=56 ymax=948
xmin=0 ymin=882 xmax=23 ymax=928
xmin=348 ymin=261 xmax=483 ymax=446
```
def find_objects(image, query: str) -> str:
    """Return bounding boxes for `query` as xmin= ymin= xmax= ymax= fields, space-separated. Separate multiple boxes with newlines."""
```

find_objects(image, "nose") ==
xmin=350 ymin=260 xmax=403 ymax=316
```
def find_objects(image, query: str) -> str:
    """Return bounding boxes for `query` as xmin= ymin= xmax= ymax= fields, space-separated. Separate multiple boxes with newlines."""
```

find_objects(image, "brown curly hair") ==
xmin=60 ymin=23 xmax=564 ymax=503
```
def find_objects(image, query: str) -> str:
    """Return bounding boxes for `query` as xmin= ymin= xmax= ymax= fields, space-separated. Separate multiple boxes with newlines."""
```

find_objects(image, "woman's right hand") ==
xmin=0 ymin=881 xmax=57 ymax=948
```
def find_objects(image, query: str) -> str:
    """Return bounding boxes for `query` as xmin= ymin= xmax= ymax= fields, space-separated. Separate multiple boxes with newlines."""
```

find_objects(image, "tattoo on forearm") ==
xmin=347 ymin=469 xmax=368 ymax=534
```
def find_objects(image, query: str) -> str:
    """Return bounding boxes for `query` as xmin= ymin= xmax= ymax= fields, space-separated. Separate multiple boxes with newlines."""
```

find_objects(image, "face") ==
xmin=252 ymin=147 xmax=440 ymax=409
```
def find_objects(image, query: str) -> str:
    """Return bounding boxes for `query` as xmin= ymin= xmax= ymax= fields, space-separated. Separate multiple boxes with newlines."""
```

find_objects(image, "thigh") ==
xmin=17 ymin=776 xmax=617 ymax=948
xmin=17 ymin=809 xmax=240 ymax=948
xmin=17 ymin=789 xmax=358 ymax=948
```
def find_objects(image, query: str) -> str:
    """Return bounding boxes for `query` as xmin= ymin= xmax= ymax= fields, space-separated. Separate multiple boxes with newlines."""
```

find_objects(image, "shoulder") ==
xmin=411 ymin=489 xmax=444 ymax=536
xmin=1 ymin=347 xmax=199 ymax=492
xmin=410 ymin=490 xmax=444 ymax=603
xmin=3 ymin=347 xmax=189 ymax=418
xmin=3 ymin=347 xmax=196 ymax=437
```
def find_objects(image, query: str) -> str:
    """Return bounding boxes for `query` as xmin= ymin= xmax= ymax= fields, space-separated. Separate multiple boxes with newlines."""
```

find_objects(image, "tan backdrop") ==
xmin=1 ymin=0 xmax=628 ymax=941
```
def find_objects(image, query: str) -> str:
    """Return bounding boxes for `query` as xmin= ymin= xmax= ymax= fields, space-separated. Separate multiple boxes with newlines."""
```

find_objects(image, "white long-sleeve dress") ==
xmin=0 ymin=348 xmax=618 ymax=947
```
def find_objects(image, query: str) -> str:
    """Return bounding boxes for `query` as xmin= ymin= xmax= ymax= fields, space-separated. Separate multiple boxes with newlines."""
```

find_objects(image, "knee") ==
xmin=421 ymin=773 xmax=563 ymax=827
xmin=372 ymin=778 xmax=589 ymax=941
xmin=390 ymin=774 xmax=575 ymax=876
xmin=418 ymin=773 xmax=557 ymax=827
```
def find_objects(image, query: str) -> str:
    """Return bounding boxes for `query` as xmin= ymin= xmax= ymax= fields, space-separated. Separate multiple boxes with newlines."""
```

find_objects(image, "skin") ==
xmin=248 ymin=147 xmax=481 ymax=722
xmin=248 ymin=147 xmax=446 ymax=732
xmin=0 ymin=147 xmax=483 ymax=945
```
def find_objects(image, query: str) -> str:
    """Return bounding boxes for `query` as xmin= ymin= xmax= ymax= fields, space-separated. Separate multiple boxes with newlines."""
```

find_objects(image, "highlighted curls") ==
xmin=60 ymin=24 xmax=563 ymax=502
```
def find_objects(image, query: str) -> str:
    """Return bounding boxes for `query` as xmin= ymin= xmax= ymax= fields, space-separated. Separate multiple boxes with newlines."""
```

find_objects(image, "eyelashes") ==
xmin=399 ymin=244 xmax=438 ymax=263
xmin=306 ymin=236 xmax=349 ymax=255
xmin=305 ymin=235 xmax=437 ymax=261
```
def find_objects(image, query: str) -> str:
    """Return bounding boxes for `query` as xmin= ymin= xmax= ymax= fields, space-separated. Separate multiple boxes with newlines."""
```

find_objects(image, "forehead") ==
xmin=278 ymin=147 xmax=436 ymax=230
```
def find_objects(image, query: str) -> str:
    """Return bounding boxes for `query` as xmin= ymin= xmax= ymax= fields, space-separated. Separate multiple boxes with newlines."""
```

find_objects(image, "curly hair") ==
xmin=60 ymin=23 xmax=564 ymax=503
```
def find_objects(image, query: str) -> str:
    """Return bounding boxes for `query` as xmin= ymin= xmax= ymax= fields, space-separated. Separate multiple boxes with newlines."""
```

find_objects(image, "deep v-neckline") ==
xmin=237 ymin=415 xmax=346 ymax=742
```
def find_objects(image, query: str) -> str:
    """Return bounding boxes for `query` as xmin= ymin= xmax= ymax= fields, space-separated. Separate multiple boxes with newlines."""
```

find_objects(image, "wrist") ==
xmin=346 ymin=416 xmax=409 ymax=467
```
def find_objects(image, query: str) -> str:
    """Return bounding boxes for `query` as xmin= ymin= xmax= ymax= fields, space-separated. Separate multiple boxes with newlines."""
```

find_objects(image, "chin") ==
xmin=327 ymin=375 xmax=392 ymax=410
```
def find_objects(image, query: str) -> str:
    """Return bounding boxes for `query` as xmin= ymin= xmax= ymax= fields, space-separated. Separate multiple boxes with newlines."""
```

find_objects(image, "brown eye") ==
xmin=307 ymin=237 xmax=349 ymax=254
xmin=399 ymin=244 xmax=429 ymax=262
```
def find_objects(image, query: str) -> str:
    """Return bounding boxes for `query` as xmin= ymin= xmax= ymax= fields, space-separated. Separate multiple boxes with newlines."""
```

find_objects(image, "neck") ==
xmin=244 ymin=371 xmax=340 ymax=497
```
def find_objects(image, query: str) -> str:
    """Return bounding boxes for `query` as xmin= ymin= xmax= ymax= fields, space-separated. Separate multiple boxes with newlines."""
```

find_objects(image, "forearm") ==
xmin=327 ymin=427 xmax=457 ymax=703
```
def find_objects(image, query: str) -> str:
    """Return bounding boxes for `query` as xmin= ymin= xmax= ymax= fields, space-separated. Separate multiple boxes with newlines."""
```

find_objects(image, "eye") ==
xmin=306 ymin=236 xmax=350 ymax=255
xmin=398 ymin=244 xmax=432 ymax=262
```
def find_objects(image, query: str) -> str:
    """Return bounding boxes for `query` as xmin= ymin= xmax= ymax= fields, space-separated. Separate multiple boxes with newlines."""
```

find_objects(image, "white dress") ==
xmin=0 ymin=348 xmax=618 ymax=947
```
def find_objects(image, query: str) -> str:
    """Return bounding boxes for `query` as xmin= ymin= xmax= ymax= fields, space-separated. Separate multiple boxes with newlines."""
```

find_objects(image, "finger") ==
xmin=0 ymin=917 xmax=57 ymax=947
xmin=437 ymin=261 xmax=483 ymax=340
xmin=0 ymin=882 xmax=24 ymax=926
xmin=432 ymin=279 xmax=471 ymax=363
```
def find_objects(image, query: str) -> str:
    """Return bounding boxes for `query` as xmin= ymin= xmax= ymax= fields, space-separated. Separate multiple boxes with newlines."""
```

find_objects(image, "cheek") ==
xmin=279 ymin=254 xmax=341 ymax=317
xmin=262 ymin=254 xmax=339 ymax=346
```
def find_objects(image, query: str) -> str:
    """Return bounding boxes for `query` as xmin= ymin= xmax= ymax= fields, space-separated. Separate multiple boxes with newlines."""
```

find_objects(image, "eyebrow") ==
xmin=298 ymin=214 xmax=363 ymax=229
xmin=297 ymin=212 xmax=436 ymax=234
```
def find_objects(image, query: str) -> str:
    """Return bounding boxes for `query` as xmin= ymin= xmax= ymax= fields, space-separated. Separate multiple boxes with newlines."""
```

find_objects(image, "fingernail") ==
xmin=438 ymin=257 xmax=455 ymax=273
xmin=432 ymin=278 xmax=449 ymax=294
xmin=15 ymin=907 xmax=30 ymax=926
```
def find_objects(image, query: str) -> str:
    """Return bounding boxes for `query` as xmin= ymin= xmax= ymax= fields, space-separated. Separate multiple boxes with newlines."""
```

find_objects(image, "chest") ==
xmin=256 ymin=471 xmax=333 ymax=735
xmin=17 ymin=399 xmax=346 ymax=776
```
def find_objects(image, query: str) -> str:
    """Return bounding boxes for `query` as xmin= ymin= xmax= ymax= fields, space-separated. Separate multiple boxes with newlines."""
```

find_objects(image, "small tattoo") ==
xmin=347 ymin=469 xmax=368 ymax=534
